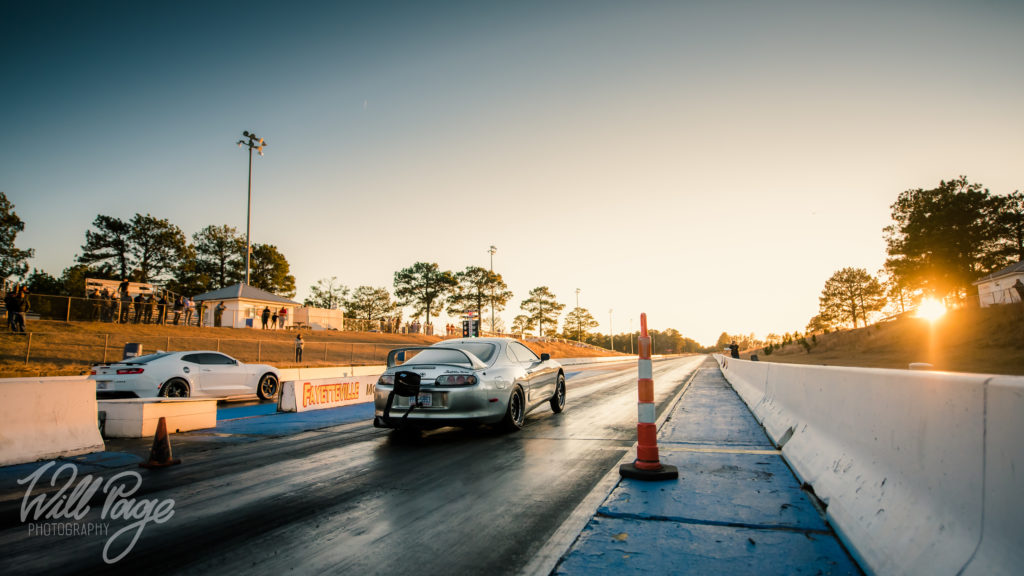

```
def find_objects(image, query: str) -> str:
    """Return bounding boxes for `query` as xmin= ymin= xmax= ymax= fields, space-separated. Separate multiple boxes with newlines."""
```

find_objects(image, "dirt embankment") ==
xmin=756 ymin=303 xmax=1024 ymax=376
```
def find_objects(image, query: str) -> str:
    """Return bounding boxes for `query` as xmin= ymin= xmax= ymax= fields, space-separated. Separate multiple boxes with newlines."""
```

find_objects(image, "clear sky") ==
xmin=2 ymin=0 xmax=1022 ymax=346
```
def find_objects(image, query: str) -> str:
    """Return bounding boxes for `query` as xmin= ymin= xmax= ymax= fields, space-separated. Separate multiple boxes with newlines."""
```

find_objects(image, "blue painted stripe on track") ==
xmin=204 ymin=403 xmax=376 ymax=436
xmin=564 ymin=371 xmax=582 ymax=380
xmin=217 ymin=403 xmax=278 ymax=421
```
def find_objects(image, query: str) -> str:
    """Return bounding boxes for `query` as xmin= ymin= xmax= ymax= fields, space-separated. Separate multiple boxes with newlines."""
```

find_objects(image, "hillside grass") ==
xmin=0 ymin=320 xmax=620 ymax=377
xmin=756 ymin=303 xmax=1024 ymax=376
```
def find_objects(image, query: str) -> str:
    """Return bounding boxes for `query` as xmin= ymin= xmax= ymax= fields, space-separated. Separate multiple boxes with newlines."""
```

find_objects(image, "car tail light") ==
xmin=89 ymin=370 xmax=97 ymax=375
xmin=377 ymin=374 xmax=394 ymax=386
xmin=116 ymin=368 xmax=144 ymax=375
xmin=435 ymin=374 xmax=477 ymax=386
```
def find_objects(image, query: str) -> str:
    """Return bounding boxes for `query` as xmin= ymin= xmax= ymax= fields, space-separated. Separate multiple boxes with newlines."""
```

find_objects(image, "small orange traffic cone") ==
xmin=140 ymin=416 xmax=181 ymax=468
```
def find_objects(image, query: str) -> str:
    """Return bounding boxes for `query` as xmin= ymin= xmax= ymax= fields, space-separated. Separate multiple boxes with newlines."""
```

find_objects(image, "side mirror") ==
xmin=540 ymin=353 xmax=551 ymax=362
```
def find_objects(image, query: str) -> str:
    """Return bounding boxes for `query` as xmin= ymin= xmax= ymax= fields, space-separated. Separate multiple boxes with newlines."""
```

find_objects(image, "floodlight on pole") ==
xmin=488 ymin=245 xmax=497 ymax=333
xmin=609 ymin=309 xmax=614 ymax=351
xmin=236 ymin=130 xmax=267 ymax=285
xmin=575 ymin=288 xmax=581 ymax=342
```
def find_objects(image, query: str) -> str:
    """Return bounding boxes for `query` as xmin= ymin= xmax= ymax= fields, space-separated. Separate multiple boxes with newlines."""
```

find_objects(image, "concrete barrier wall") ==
xmin=0 ymin=376 xmax=105 ymax=466
xmin=278 ymin=376 xmax=378 ymax=413
xmin=714 ymin=356 xmax=1023 ymax=576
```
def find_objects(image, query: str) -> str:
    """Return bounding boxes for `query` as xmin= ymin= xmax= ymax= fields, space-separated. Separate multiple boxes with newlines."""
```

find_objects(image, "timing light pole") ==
xmin=237 ymin=130 xmax=267 ymax=285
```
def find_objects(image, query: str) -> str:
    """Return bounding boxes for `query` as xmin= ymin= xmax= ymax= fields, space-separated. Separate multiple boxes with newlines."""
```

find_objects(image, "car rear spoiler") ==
xmin=386 ymin=347 xmax=487 ymax=370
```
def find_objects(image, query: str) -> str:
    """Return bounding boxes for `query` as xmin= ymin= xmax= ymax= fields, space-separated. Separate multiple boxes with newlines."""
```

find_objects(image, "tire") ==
xmin=501 ymin=386 xmax=526 ymax=432
xmin=549 ymin=373 xmax=566 ymax=414
xmin=159 ymin=379 xmax=190 ymax=398
xmin=257 ymin=373 xmax=279 ymax=400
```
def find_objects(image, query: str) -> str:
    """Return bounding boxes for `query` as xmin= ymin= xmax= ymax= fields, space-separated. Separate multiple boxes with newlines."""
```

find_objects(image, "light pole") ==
xmin=609 ymin=309 xmax=613 ymax=351
xmin=237 ymin=130 xmax=266 ymax=286
xmin=488 ymin=245 xmax=497 ymax=334
xmin=575 ymin=288 xmax=581 ymax=342
xmin=622 ymin=315 xmax=630 ymax=352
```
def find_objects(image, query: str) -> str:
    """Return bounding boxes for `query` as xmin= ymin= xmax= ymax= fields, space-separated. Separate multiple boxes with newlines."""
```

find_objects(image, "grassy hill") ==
xmin=754 ymin=303 xmax=1024 ymax=376
xmin=0 ymin=320 xmax=620 ymax=377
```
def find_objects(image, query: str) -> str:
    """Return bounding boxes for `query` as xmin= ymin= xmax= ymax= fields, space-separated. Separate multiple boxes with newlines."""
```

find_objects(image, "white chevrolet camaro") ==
xmin=373 ymin=338 xmax=566 ymax=432
xmin=90 ymin=351 xmax=281 ymax=400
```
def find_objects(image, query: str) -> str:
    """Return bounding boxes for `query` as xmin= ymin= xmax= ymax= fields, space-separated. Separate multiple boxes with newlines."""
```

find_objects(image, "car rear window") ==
xmin=437 ymin=343 xmax=497 ymax=363
xmin=123 ymin=352 xmax=173 ymax=364
xmin=404 ymin=345 xmax=492 ymax=366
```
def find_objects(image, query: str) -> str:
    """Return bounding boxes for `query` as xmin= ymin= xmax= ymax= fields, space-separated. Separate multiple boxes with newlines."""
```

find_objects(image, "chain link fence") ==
xmin=0 ymin=329 xmax=403 ymax=374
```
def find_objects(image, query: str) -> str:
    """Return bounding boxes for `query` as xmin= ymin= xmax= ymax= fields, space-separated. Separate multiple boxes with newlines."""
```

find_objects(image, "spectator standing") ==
xmin=278 ymin=307 xmax=287 ymax=329
xmin=195 ymin=299 xmax=206 ymax=327
xmin=133 ymin=294 xmax=145 ymax=324
xmin=144 ymin=294 xmax=156 ymax=324
xmin=157 ymin=293 xmax=169 ymax=324
xmin=729 ymin=341 xmax=740 ymax=359
xmin=4 ymin=286 xmax=16 ymax=332
xmin=173 ymin=295 xmax=184 ymax=325
xmin=261 ymin=306 xmax=271 ymax=329
xmin=294 ymin=334 xmax=304 ymax=362
xmin=214 ymin=302 xmax=226 ymax=327
xmin=271 ymin=308 xmax=279 ymax=329
xmin=88 ymin=288 xmax=101 ymax=321
xmin=183 ymin=297 xmax=194 ymax=326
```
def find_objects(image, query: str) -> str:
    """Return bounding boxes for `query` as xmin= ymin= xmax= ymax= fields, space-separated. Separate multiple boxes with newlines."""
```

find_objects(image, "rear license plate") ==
xmin=397 ymin=393 xmax=433 ymax=407
xmin=95 ymin=381 xmax=110 ymax=390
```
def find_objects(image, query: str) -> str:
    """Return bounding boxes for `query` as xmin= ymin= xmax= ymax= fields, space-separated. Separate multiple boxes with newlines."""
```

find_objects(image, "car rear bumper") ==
xmin=373 ymin=385 xmax=508 ymax=428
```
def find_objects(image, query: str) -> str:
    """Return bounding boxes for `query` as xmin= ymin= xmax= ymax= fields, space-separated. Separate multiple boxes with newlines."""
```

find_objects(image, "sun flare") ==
xmin=916 ymin=298 xmax=947 ymax=322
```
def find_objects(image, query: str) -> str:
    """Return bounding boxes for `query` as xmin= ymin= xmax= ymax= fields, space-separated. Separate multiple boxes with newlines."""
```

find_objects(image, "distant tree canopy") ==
xmin=510 ymin=314 xmax=532 ymax=335
xmin=393 ymin=262 xmax=456 ymax=324
xmin=818 ymin=267 xmax=886 ymax=329
xmin=884 ymin=176 xmax=1018 ymax=300
xmin=248 ymin=243 xmax=295 ymax=297
xmin=345 ymin=286 xmax=397 ymax=322
xmin=994 ymin=191 xmax=1024 ymax=262
xmin=562 ymin=306 xmax=599 ymax=340
xmin=520 ymin=286 xmax=564 ymax=337
xmin=446 ymin=266 xmax=513 ymax=320
xmin=0 ymin=192 xmax=34 ymax=281
xmin=193 ymin=224 xmax=245 ymax=290
xmin=78 ymin=213 xmax=188 ymax=283
xmin=304 ymin=277 xmax=349 ymax=309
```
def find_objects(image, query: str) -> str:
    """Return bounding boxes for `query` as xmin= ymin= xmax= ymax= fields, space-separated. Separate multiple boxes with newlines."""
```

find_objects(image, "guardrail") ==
xmin=714 ymin=355 xmax=1023 ymax=576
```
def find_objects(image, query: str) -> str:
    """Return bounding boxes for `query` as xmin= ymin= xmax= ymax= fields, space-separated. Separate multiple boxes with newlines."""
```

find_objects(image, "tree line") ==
xmin=1 ymin=207 xmax=295 ymax=299
xmin=0 ymin=194 xmax=711 ymax=351
xmin=812 ymin=176 xmax=1022 ymax=333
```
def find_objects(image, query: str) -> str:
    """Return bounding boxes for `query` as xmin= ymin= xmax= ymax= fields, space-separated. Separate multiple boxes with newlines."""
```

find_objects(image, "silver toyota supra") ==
xmin=373 ymin=337 xmax=566 ymax=432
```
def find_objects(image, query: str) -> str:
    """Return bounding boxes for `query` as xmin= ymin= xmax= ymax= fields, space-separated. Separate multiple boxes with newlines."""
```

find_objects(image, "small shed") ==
xmin=973 ymin=261 xmax=1024 ymax=307
xmin=192 ymin=283 xmax=300 ymax=329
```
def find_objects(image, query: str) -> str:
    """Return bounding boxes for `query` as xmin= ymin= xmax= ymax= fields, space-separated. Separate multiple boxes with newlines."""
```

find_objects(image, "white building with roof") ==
xmin=192 ymin=283 xmax=300 ymax=329
xmin=973 ymin=261 xmax=1024 ymax=307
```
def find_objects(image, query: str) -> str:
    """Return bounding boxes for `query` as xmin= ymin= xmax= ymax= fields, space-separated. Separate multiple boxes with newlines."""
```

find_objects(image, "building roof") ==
xmin=192 ymin=283 xmax=299 ymax=305
xmin=973 ymin=260 xmax=1024 ymax=285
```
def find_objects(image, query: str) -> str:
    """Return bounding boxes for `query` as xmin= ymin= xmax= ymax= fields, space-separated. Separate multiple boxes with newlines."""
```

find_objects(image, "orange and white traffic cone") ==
xmin=620 ymin=313 xmax=678 ymax=481
xmin=139 ymin=416 xmax=181 ymax=468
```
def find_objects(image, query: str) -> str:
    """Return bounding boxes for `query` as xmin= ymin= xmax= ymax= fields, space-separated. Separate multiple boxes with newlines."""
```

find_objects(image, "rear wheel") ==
xmin=501 ymin=386 xmax=526 ymax=432
xmin=549 ymin=373 xmax=566 ymax=413
xmin=257 ymin=373 xmax=279 ymax=400
xmin=159 ymin=379 xmax=190 ymax=398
